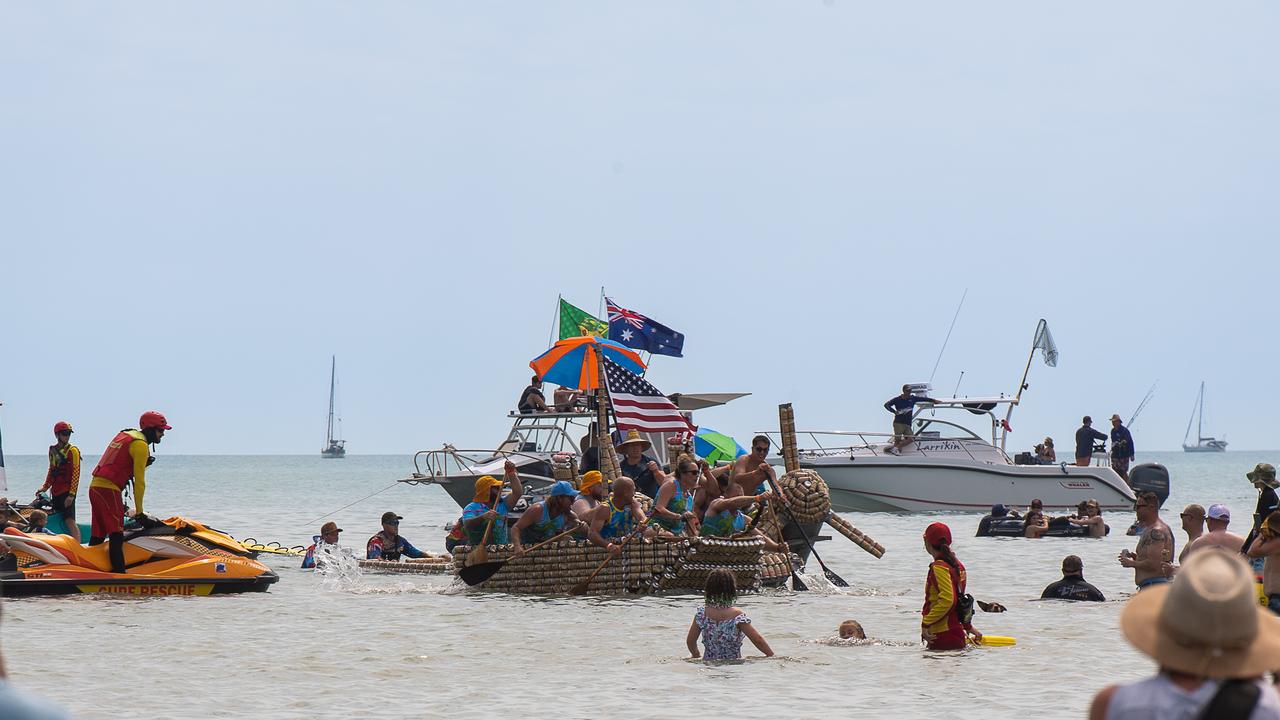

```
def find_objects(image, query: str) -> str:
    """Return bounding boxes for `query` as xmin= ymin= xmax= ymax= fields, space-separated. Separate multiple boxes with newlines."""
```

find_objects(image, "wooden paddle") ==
xmin=465 ymin=509 xmax=499 ymax=566
xmin=569 ymin=517 xmax=646 ymax=595
xmin=459 ymin=525 xmax=581 ymax=586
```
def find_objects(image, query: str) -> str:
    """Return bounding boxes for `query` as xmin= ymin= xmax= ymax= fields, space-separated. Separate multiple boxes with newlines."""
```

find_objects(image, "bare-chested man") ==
xmin=1118 ymin=491 xmax=1174 ymax=589
xmin=1176 ymin=503 xmax=1206 ymax=563
xmin=1248 ymin=509 xmax=1280 ymax=614
xmin=1183 ymin=504 xmax=1244 ymax=557
xmin=724 ymin=435 xmax=778 ymax=496
xmin=1067 ymin=499 xmax=1106 ymax=538
xmin=586 ymin=476 xmax=652 ymax=556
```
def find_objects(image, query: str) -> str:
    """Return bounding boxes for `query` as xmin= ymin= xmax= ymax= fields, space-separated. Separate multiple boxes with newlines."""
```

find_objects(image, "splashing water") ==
xmin=314 ymin=542 xmax=363 ymax=590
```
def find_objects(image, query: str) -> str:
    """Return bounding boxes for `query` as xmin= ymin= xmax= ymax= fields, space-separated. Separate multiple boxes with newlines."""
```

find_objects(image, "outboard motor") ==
xmin=1128 ymin=463 xmax=1170 ymax=508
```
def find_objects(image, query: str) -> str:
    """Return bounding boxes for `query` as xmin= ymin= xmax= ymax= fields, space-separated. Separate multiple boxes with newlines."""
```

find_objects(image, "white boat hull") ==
xmin=799 ymin=456 xmax=1135 ymax=513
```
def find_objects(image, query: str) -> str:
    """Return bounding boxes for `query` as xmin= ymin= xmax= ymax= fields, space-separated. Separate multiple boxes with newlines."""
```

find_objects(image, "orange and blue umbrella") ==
xmin=529 ymin=336 xmax=647 ymax=391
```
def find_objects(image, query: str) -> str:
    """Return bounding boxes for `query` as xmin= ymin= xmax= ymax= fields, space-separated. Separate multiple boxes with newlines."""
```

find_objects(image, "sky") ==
xmin=1 ymin=2 xmax=1277 ymax=455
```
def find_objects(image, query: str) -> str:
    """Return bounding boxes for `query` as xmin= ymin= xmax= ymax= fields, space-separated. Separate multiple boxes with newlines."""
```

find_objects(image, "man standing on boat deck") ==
xmin=35 ymin=421 xmax=81 ymax=543
xmin=1109 ymin=414 xmax=1136 ymax=481
xmin=1073 ymin=416 xmax=1107 ymax=467
xmin=1119 ymin=490 xmax=1174 ymax=589
xmin=883 ymin=385 xmax=939 ymax=455
xmin=88 ymin=411 xmax=170 ymax=574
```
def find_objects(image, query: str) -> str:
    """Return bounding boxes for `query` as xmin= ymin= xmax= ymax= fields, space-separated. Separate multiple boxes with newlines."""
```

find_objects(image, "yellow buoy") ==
xmin=976 ymin=635 xmax=1016 ymax=647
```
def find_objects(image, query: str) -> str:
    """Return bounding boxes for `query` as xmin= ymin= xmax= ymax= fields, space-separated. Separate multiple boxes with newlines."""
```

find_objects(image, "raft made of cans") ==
xmin=358 ymin=557 xmax=454 ymax=575
xmin=450 ymin=536 xmax=795 ymax=594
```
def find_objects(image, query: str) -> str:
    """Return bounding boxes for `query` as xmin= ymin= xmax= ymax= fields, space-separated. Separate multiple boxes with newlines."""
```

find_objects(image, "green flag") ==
xmin=559 ymin=298 xmax=608 ymax=340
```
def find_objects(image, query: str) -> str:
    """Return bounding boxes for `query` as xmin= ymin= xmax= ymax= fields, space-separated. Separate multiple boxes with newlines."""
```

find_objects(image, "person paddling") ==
xmin=920 ymin=522 xmax=982 ymax=650
xmin=587 ymin=477 xmax=651 ymax=556
xmin=446 ymin=460 xmax=523 ymax=552
xmin=510 ymin=481 xmax=583 ymax=555
xmin=88 ymin=411 xmax=170 ymax=574
xmin=35 ymin=421 xmax=80 ymax=543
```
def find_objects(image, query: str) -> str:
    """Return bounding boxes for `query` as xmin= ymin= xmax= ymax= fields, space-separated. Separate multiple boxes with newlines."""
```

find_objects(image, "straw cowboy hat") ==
xmin=615 ymin=430 xmax=652 ymax=452
xmin=1120 ymin=549 xmax=1280 ymax=678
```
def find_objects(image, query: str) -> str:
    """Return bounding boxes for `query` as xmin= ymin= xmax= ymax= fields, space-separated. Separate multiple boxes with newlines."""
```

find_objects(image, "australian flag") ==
xmin=606 ymin=298 xmax=684 ymax=358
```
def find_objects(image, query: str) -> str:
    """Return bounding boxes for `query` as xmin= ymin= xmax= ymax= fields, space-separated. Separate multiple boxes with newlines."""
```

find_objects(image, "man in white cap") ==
xmin=1089 ymin=550 xmax=1280 ymax=719
xmin=1183 ymin=504 xmax=1245 ymax=557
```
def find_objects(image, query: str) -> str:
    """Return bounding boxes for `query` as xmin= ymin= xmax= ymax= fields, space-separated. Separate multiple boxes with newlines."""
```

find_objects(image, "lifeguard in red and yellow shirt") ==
xmin=35 ymin=421 xmax=81 ymax=543
xmin=88 ymin=411 xmax=171 ymax=573
xmin=921 ymin=521 xmax=982 ymax=650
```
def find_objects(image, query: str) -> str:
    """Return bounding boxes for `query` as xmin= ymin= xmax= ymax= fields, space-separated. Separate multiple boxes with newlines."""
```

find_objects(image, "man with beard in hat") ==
xmin=446 ymin=460 xmax=523 ymax=552
xmin=1089 ymin=550 xmax=1280 ymax=719
xmin=616 ymin=430 xmax=659 ymax=498
xmin=572 ymin=470 xmax=606 ymax=531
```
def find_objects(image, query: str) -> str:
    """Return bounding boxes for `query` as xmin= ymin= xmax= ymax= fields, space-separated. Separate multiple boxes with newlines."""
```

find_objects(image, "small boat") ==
xmin=1183 ymin=381 xmax=1227 ymax=452
xmin=0 ymin=516 xmax=279 ymax=597
xmin=321 ymin=355 xmax=346 ymax=458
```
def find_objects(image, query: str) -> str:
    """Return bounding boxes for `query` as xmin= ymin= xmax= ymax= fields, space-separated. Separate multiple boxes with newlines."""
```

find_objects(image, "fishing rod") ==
xmin=928 ymin=288 xmax=968 ymax=385
xmin=1127 ymin=381 xmax=1157 ymax=430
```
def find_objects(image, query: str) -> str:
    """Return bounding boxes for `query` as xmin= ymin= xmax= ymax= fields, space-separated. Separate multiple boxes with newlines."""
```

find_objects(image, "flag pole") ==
xmin=549 ymin=295 xmax=562 ymax=349
xmin=1003 ymin=319 xmax=1045 ymax=451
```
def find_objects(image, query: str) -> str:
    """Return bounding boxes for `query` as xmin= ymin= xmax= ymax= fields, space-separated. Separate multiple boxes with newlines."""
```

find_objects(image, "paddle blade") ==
xmin=791 ymin=572 xmax=808 ymax=592
xmin=569 ymin=581 xmax=590 ymax=596
xmin=458 ymin=561 xmax=503 ymax=586
xmin=824 ymin=568 xmax=850 ymax=588
xmin=977 ymin=635 xmax=1017 ymax=647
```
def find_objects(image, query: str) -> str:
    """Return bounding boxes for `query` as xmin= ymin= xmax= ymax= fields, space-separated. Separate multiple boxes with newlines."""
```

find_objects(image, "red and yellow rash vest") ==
xmin=40 ymin=443 xmax=81 ymax=496
xmin=921 ymin=558 xmax=970 ymax=637
xmin=90 ymin=430 xmax=150 ymax=513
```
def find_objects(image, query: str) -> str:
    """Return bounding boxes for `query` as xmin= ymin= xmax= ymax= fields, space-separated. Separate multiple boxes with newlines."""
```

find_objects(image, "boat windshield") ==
xmin=501 ymin=412 xmax=594 ymax=455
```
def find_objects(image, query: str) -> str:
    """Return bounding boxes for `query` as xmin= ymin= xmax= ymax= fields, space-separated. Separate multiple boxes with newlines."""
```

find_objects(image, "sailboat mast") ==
xmin=1197 ymin=381 xmax=1205 ymax=442
xmin=327 ymin=355 xmax=337 ymax=445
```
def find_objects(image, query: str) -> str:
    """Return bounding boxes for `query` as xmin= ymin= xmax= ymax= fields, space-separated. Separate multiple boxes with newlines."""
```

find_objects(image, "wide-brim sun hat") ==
xmin=615 ymin=430 xmax=652 ymax=452
xmin=1248 ymin=463 xmax=1278 ymax=488
xmin=1120 ymin=549 xmax=1280 ymax=678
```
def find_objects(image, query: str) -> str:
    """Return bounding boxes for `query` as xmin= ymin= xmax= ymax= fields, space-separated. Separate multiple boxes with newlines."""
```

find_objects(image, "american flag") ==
xmin=603 ymin=358 xmax=695 ymax=434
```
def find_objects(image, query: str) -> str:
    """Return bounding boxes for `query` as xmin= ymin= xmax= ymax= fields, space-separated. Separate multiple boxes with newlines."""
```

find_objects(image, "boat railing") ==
xmin=760 ymin=429 xmax=997 ymax=464
xmin=407 ymin=445 xmax=570 ymax=483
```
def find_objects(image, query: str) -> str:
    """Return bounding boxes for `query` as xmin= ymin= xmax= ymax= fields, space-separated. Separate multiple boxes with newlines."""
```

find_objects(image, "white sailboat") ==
xmin=321 ymin=356 xmax=346 ymax=458
xmin=1183 ymin=381 xmax=1227 ymax=452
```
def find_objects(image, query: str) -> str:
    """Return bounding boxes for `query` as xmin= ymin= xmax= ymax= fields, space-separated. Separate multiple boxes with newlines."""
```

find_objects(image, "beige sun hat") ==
xmin=1120 ymin=549 xmax=1280 ymax=678
xmin=615 ymin=429 xmax=652 ymax=452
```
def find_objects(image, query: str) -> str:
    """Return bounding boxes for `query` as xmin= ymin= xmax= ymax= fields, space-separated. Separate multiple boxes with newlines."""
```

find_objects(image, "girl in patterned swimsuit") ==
xmin=686 ymin=569 xmax=774 ymax=661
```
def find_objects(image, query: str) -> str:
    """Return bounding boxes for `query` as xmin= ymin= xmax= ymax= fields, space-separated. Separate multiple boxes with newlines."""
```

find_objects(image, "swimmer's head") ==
xmin=838 ymin=619 xmax=865 ymax=640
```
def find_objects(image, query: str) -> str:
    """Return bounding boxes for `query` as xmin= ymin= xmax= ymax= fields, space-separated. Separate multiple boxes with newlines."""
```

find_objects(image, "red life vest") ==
xmin=92 ymin=430 xmax=146 ymax=490
xmin=46 ymin=445 xmax=75 ymax=495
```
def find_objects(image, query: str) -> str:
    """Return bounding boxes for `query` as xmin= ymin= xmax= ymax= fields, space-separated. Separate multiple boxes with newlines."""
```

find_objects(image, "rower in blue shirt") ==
xmin=883 ymin=384 xmax=939 ymax=455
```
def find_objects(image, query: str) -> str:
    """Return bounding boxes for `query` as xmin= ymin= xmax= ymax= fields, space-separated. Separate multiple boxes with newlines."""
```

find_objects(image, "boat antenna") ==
xmin=928 ymin=288 xmax=967 ymax=384
xmin=952 ymin=370 xmax=965 ymax=397
xmin=1127 ymin=381 xmax=1157 ymax=430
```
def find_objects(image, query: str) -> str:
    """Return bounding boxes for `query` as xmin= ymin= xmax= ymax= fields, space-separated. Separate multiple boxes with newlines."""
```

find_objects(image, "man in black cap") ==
xmin=976 ymin=503 xmax=1019 ymax=537
xmin=366 ymin=511 xmax=428 ymax=561
xmin=1040 ymin=555 xmax=1105 ymax=601
xmin=1074 ymin=416 xmax=1107 ymax=467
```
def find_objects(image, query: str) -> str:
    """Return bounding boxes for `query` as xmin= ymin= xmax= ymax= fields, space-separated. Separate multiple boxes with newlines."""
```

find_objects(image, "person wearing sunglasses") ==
xmin=1119 ymin=491 xmax=1174 ymax=590
xmin=725 ymin=436 xmax=778 ymax=496
xmin=34 ymin=421 xmax=81 ymax=543
xmin=366 ymin=511 xmax=427 ymax=562
xmin=651 ymin=459 xmax=701 ymax=537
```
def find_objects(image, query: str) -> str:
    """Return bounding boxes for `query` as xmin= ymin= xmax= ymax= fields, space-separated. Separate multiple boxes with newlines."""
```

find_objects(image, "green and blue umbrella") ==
xmin=694 ymin=427 xmax=747 ymax=464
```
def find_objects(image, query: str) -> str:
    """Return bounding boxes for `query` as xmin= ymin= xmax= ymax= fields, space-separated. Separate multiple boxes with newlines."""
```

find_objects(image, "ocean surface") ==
xmin=0 ymin=450 xmax=1273 ymax=719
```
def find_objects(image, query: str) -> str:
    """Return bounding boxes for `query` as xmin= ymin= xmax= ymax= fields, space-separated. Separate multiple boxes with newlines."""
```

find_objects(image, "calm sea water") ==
xmin=0 ymin=451 xmax=1273 ymax=719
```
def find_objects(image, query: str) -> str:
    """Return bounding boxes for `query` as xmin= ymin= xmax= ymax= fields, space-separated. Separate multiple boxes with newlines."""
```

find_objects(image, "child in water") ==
xmin=687 ymin=569 xmax=774 ymax=660
xmin=838 ymin=619 xmax=866 ymax=640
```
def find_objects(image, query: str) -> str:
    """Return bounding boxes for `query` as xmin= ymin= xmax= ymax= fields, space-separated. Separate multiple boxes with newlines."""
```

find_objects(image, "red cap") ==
xmin=923 ymin=522 xmax=952 ymax=547
xmin=139 ymin=411 xmax=172 ymax=430
xmin=53 ymin=421 xmax=74 ymax=435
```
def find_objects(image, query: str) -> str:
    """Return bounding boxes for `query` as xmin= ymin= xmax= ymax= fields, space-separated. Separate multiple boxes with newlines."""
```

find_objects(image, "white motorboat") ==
xmin=762 ymin=319 xmax=1149 ymax=513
